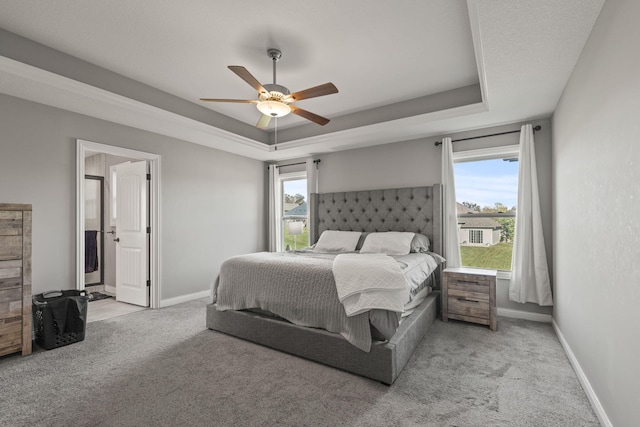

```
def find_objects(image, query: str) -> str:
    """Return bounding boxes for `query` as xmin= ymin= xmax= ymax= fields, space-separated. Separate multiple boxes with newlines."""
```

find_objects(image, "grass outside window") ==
xmin=460 ymin=242 xmax=513 ymax=271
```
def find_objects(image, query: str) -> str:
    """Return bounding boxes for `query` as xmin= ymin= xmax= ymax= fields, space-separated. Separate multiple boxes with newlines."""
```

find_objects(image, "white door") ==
xmin=115 ymin=161 xmax=149 ymax=307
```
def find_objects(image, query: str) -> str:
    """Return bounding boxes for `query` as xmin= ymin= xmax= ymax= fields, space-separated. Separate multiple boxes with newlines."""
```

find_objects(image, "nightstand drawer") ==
xmin=448 ymin=279 xmax=490 ymax=295
xmin=448 ymin=296 xmax=490 ymax=318
xmin=448 ymin=286 xmax=489 ymax=302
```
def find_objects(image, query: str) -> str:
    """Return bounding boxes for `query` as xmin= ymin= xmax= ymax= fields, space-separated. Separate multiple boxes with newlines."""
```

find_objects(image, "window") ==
xmin=454 ymin=145 xmax=519 ymax=271
xmin=469 ymin=230 xmax=483 ymax=244
xmin=280 ymin=171 xmax=309 ymax=250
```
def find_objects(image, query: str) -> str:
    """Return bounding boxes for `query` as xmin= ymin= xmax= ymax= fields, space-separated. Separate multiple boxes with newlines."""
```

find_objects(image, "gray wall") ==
xmin=0 ymin=94 xmax=265 ymax=301
xmin=316 ymin=119 xmax=553 ymax=317
xmin=552 ymin=1 xmax=640 ymax=425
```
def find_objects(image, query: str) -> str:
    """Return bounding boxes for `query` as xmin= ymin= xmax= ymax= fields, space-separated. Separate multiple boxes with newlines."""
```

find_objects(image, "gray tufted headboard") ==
xmin=309 ymin=185 xmax=443 ymax=256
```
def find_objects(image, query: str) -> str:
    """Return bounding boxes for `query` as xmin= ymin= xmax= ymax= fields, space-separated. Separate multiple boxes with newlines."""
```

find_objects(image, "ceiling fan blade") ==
xmin=228 ymin=66 xmax=269 ymax=95
xmin=287 ymin=83 xmax=338 ymax=102
xmin=256 ymin=114 xmax=272 ymax=129
xmin=199 ymin=98 xmax=258 ymax=103
xmin=289 ymin=105 xmax=330 ymax=126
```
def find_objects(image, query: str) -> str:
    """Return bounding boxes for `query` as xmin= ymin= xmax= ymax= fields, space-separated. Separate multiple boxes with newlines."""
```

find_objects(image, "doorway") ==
xmin=76 ymin=140 xmax=161 ymax=309
xmin=84 ymin=174 xmax=104 ymax=286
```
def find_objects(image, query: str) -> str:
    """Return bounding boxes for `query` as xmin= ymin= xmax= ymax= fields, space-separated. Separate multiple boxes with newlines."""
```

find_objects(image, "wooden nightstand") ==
xmin=442 ymin=267 xmax=497 ymax=331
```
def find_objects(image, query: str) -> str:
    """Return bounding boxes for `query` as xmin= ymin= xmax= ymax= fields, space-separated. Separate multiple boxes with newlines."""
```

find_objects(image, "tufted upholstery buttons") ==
xmin=315 ymin=187 xmax=434 ymax=243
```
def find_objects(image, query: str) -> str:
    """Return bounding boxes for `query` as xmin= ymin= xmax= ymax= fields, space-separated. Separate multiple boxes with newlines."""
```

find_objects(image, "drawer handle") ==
xmin=457 ymin=280 xmax=482 ymax=286
xmin=458 ymin=298 xmax=480 ymax=303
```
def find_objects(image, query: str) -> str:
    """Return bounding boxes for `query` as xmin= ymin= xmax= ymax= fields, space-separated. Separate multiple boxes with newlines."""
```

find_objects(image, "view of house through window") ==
xmin=281 ymin=176 xmax=309 ymax=250
xmin=454 ymin=153 xmax=519 ymax=271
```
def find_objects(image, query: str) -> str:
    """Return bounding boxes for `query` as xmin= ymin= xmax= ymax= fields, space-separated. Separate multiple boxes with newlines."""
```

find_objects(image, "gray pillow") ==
xmin=410 ymin=233 xmax=430 ymax=253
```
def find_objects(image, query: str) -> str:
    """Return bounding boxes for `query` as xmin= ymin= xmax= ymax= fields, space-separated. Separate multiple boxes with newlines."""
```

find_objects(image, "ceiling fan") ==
xmin=200 ymin=48 xmax=338 ymax=129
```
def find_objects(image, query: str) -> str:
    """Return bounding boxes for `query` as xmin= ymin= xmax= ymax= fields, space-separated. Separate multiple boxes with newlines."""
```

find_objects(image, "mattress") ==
xmin=213 ymin=251 xmax=441 ymax=351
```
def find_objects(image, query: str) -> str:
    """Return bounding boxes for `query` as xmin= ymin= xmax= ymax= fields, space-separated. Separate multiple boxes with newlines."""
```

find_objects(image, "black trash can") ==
xmin=32 ymin=290 xmax=90 ymax=350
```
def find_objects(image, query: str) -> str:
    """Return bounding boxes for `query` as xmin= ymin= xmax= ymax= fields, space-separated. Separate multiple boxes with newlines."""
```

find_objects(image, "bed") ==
xmin=206 ymin=185 xmax=443 ymax=384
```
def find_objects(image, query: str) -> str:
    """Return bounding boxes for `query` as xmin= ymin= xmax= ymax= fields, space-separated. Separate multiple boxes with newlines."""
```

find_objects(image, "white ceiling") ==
xmin=0 ymin=0 xmax=604 ymax=161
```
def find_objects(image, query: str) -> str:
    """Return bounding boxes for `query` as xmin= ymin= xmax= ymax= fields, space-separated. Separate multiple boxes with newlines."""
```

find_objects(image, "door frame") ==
xmin=76 ymin=139 xmax=161 ymax=309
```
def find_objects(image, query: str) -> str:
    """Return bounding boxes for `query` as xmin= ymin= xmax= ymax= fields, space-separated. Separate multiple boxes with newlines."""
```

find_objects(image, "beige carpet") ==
xmin=0 ymin=299 xmax=599 ymax=427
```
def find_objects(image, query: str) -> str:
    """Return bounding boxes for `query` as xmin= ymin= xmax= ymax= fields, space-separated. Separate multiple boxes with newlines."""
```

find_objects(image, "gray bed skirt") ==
xmin=206 ymin=291 xmax=439 ymax=385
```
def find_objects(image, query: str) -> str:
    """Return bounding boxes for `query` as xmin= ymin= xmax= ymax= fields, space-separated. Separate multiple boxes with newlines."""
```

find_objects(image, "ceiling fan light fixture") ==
xmin=257 ymin=100 xmax=291 ymax=117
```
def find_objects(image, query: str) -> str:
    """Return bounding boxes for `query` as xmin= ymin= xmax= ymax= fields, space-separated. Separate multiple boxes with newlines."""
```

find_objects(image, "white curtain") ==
xmin=305 ymin=159 xmax=318 ymax=246
xmin=268 ymin=164 xmax=282 ymax=252
xmin=509 ymin=124 xmax=553 ymax=305
xmin=441 ymin=137 xmax=461 ymax=268
xmin=306 ymin=158 xmax=318 ymax=196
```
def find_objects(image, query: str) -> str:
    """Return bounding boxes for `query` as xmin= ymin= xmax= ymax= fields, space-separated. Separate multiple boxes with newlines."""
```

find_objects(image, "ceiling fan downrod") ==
xmin=268 ymin=48 xmax=282 ymax=85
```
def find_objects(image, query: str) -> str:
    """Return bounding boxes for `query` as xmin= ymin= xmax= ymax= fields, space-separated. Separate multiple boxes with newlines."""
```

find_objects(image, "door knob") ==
xmin=114 ymin=238 xmax=120 ymax=242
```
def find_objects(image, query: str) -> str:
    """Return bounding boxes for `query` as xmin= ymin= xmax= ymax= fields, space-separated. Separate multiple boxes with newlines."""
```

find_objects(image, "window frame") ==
xmin=279 ymin=170 xmax=308 ymax=250
xmin=453 ymin=144 xmax=519 ymax=278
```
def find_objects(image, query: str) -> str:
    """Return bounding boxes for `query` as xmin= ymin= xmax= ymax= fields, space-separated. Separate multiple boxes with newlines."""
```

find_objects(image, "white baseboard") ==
xmin=104 ymin=285 xmax=116 ymax=294
xmin=497 ymin=307 xmax=552 ymax=323
xmin=552 ymin=319 xmax=612 ymax=427
xmin=160 ymin=290 xmax=211 ymax=308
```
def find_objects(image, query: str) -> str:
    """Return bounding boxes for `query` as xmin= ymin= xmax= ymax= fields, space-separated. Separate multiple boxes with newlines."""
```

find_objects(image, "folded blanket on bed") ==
xmin=333 ymin=253 xmax=410 ymax=317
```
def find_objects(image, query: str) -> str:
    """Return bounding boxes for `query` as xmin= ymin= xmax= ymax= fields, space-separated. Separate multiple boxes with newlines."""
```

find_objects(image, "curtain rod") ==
xmin=268 ymin=159 xmax=321 ymax=169
xmin=434 ymin=125 xmax=542 ymax=147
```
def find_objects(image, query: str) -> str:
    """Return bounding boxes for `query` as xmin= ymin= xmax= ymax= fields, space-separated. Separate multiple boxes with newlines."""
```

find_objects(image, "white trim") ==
xmin=160 ymin=290 xmax=211 ymax=308
xmin=496 ymin=270 xmax=512 ymax=280
xmin=552 ymin=319 xmax=613 ymax=427
xmin=76 ymin=140 xmax=162 ymax=309
xmin=497 ymin=308 xmax=552 ymax=323
xmin=467 ymin=0 xmax=490 ymax=110
xmin=0 ymin=55 xmax=269 ymax=159
xmin=0 ymin=54 xmax=490 ymax=162
xmin=269 ymin=102 xmax=488 ymax=155
xmin=453 ymin=144 xmax=520 ymax=162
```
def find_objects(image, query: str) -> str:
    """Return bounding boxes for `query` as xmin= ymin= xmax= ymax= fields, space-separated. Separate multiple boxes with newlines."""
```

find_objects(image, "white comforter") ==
xmin=333 ymin=253 xmax=410 ymax=317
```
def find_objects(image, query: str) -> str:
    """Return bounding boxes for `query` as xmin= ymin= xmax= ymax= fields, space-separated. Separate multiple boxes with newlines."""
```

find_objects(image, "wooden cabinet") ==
xmin=442 ymin=267 xmax=497 ymax=331
xmin=0 ymin=204 xmax=32 ymax=356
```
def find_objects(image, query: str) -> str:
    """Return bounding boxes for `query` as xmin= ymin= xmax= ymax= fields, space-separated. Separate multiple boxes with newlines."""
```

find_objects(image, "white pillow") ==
xmin=359 ymin=232 xmax=415 ymax=255
xmin=314 ymin=230 xmax=362 ymax=253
